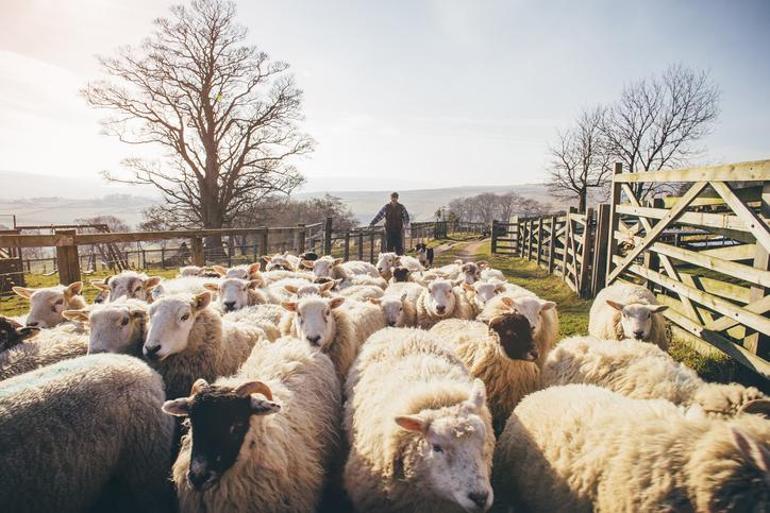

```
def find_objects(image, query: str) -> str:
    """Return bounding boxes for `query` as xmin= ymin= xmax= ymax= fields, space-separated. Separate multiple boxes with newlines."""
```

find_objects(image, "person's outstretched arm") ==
xmin=401 ymin=206 xmax=410 ymax=227
xmin=370 ymin=204 xmax=387 ymax=226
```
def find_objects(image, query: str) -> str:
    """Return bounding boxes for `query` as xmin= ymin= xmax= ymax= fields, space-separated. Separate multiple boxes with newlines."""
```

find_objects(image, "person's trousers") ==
xmin=386 ymin=229 xmax=404 ymax=255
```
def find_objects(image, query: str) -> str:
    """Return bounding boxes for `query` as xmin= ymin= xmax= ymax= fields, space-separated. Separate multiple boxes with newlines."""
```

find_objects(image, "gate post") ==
xmin=55 ymin=229 xmax=81 ymax=285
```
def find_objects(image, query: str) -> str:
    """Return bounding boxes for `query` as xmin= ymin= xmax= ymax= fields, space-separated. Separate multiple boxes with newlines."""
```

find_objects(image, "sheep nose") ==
xmin=144 ymin=344 xmax=161 ymax=359
xmin=436 ymin=305 xmax=446 ymax=314
xmin=468 ymin=491 xmax=489 ymax=509
xmin=633 ymin=330 xmax=644 ymax=339
xmin=306 ymin=335 xmax=321 ymax=346
xmin=528 ymin=350 xmax=539 ymax=361
xmin=224 ymin=301 xmax=236 ymax=311
xmin=387 ymin=321 xmax=396 ymax=327
xmin=188 ymin=468 xmax=216 ymax=491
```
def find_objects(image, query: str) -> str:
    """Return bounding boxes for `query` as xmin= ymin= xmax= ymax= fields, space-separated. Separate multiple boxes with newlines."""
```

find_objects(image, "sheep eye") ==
xmin=432 ymin=444 xmax=444 ymax=453
xmin=181 ymin=313 xmax=190 ymax=321
xmin=120 ymin=317 xmax=129 ymax=326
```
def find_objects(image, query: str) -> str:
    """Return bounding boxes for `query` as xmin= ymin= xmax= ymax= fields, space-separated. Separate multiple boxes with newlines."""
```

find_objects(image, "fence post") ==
xmin=296 ymin=224 xmax=306 ymax=254
xmin=191 ymin=237 xmax=205 ymax=266
xmin=548 ymin=215 xmax=557 ymax=274
xmin=579 ymin=208 xmax=595 ymax=298
xmin=357 ymin=231 xmax=364 ymax=260
xmin=745 ymin=183 xmax=770 ymax=357
xmin=260 ymin=228 xmax=269 ymax=259
xmin=344 ymin=232 xmax=351 ymax=261
xmin=527 ymin=219 xmax=534 ymax=261
xmin=536 ymin=217 xmax=544 ymax=268
xmin=490 ymin=220 xmax=498 ymax=254
xmin=561 ymin=212 xmax=571 ymax=283
xmin=369 ymin=231 xmax=375 ymax=263
xmin=591 ymin=204 xmax=611 ymax=296
xmin=55 ymin=229 xmax=81 ymax=285
xmin=324 ymin=217 xmax=333 ymax=256
xmin=606 ymin=162 xmax=623 ymax=281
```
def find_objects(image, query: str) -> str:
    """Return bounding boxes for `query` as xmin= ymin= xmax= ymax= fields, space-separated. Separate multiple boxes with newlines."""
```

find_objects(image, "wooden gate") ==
xmin=606 ymin=160 xmax=770 ymax=378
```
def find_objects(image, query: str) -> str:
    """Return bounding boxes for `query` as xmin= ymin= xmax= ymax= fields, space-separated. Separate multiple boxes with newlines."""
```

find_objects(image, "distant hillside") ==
xmin=0 ymin=195 xmax=160 ymax=228
xmin=295 ymin=184 xmax=560 ymax=223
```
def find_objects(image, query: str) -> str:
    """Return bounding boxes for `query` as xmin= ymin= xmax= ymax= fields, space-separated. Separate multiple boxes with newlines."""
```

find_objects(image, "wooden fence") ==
xmin=493 ymin=158 xmax=770 ymax=379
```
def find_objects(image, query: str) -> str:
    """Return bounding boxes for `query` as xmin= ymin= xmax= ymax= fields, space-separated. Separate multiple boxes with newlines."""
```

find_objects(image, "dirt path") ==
xmin=432 ymin=238 xmax=489 ymax=261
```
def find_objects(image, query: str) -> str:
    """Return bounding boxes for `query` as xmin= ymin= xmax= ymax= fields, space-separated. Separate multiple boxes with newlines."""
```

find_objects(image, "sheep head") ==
xmin=104 ymin=271 xmax=161 ymax=302
xmin=426 ymin=280 xmax=457 ymax=317
xmin=162 ymin=379 xmax=280 ymax=491
xmin=392 ymin=267 xmax=411 ymax=283
xmin=143 ymin=292 xmax=212 ymax=361
xmin=394 ymin=379 xmax=493 ymax=512
xmin=497 ymin=295 xmax=555 ymax=339
xmin=65 ymin=299 xmax=148 ymax=355
xmin=13 ymin=281 xmax=83 ymax=328
xmin=606 ymin=300 xmax=668 ymax=341
xmin=0 ymin=316 xmax=39 ymax=351
xmin=281 ymin=296 xmax=345 ymax=348
xmin=488 ymin=312 xmax=538 ymax=362
xmin=208 ymin=278 xmax=264 ymax=312
xmin=370 ymin=292 xmax=408 ymax=327
xmin=376 ymin=252 xmax=399 ymax=277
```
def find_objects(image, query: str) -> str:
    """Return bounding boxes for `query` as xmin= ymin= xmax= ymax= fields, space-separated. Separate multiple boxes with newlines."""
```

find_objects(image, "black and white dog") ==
xmin=415 ymin=243 xmax=434 ymax=268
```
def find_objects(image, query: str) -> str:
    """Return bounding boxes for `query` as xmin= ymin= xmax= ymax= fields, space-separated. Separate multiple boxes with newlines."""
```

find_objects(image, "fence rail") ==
xmin=492 ymin=158 xmax=770 ymax=380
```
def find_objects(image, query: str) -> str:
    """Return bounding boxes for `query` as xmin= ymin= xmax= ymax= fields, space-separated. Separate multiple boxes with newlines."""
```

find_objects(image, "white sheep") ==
xmin=262 ymin=252 xmax=302 ymax=272
xmin=203 ymin=277 xmax=267 ymax=313
xmin=0 ymin=354 xmax=176 ymax=513
xmin=150 ymin=275 xmax=220 ymax=301
xmin=480 ymin=268 xmax=505 ymax=282
xmin=142 ymin=292 xmax=265 ymax=398
xmin=261 ymin=269 xmax=314 ymax=285
xmin=477 ymin=294 xmax=558 ymax=365
xmin=430 ymin=313 xmax=545 ymax=434
xmin=283 ymin=280 xmax=335 ymax=299
xmin=222 ymin=304 xmax=284 ymax=342
xmin=279 ymin=296 xmax=368 ymax=382
xmin=308 ymin=256 xmax=379 ymax=280
xmin=376 ymin=252 xmax=424 ymax=279
xmin=12 ymin=282 xmax=86 ymax=328
xmin=337 ymin=284 xmax=384 ymax=302
xmin=376 ymin=281 xmax=424 ymax=327
xmin=343 ymin=273 xmax=388 ymax=290
xmin=493 ymin=384 xmax=770 ymax=512
xmin=163 ymin=337 xmax=341 ymax=513
xmin=542 ymin=336 xmax=770 ymax=418
xmin=211 ymin=262 xmax=262 ymax=279
xmin=62 ymin=297 xmax=148 ymax=355
xmin=462 ymin=279 xmax=507 ymax=315
xmin=415 ymin=278 xmax=475 ymax=329
xmin=344 ymin=327 xmax=495 ymax=513
xmin=589 ymin=283 xmax=670 ymax=350
xmin=92 ymin=270 xmax=161 ymax=302
xmin=0 ymin=322 xmax=88 ymax=381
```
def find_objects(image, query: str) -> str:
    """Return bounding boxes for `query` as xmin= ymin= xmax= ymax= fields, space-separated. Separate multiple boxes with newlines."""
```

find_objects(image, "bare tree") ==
xmin=601 ymin=64 xmax=720 ymax=199
xmin=548 ymin=106 xmax=610 ymax=213
xmin=83 ymin=0 xmax=311 ymax=249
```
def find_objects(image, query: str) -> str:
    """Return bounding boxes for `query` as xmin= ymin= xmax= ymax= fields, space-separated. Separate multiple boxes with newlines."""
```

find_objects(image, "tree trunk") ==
xmin=578 ymin=189 xmax=587 ymax=214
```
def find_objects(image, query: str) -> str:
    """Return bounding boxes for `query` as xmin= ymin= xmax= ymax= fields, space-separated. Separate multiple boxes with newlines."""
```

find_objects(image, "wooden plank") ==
xmin=578 ymin=208 xmax=594 ymax=297
xmin=190 ymin=237 xmax=205 ymax=266
xmin=712 ymin=181 xmax=770 ymax=254
xmin=700 ymin=243 xmax=756 ymax=261
xmin=613 ymin=159 xmax=770 ymax=184
xmin=536 ymin=217 xmax=543 ymax=267
xmin=548 ymin=215 xmax=557 ymax=274
xmin=624 ymin=261 xmax=770 ymax=336
xmin=614 ymin=205 xmax=764 ymax=240
xmin=745 ymin=183 xmax=770 ymax=356
xmin=606 ymin=163 xmax=623 ymax=280
xmin=55 ymin=230 xmax=80 ymax=285
xmin=608 ymin=182 xmax=708 ymax=283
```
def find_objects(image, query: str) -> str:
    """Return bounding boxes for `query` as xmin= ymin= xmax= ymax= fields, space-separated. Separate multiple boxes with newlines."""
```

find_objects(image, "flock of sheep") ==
xmin=0 ymin=249 xmax=769 ymax=513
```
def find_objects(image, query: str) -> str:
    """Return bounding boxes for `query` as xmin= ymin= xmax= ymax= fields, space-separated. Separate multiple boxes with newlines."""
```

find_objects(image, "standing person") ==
xmin=369 ymin=192 xmax=410 ymax=255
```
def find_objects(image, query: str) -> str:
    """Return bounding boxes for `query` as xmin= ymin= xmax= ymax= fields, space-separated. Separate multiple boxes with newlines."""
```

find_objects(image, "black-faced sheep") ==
xmin=0 ymin=316 xmax=39 ymax=352
xmin=344 ymin=328 xmax=495 ymax=513
xmin=589 ymin=283 xmax=670 ymax=350
xmin=0 ymin=354 xmax=176 ymax=513
xmin=163 ymin=337 xmax=340 ymax=513
xmin=0 ymin=322 xmax=89 ymax=381
xmin=494 ymin=384 xmax=770 ymax=512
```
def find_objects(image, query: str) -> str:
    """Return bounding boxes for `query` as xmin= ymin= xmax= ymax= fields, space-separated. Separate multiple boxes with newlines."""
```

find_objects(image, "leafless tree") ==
xmin=601 ymin=64 xmax=720 ymax=199
xmin=83 ymin=0 xmax=311 ymax=250
xmin=548 ymin=106 xmax=611 ymax=213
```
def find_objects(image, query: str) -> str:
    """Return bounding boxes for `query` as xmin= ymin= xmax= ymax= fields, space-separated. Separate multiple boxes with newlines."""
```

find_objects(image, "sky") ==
xmin=0 ymin=0 xmax=768 ymax=194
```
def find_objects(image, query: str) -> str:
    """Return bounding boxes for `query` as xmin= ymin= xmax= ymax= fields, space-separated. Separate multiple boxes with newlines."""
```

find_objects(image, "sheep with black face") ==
xmin=0 ymin=317 xmax=39 ymax=352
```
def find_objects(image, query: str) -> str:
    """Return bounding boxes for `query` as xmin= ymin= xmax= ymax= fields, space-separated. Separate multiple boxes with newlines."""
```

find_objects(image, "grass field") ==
xmin=431 ymin=237 xmax=740 ymax=384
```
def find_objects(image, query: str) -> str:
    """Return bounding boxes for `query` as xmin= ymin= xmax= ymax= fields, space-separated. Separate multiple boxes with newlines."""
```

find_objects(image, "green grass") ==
xmin=432 ymin=238 xmax=739 ymax=384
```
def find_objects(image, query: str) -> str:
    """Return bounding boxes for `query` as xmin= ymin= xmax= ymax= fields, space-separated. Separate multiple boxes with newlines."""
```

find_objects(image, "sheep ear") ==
xmin=261 ymin=255 xmax=272 ymax=263
xmin=248 ymin=279 xmax=262 ymax=290
xmin=606 ymin=300 xmax=625 ymax=311
xmin=191 ymin=378 xmax=208 ymax=395
xmin=368 ymin=297 xmax=381 ymax=305
xmin=162 ymin=398 xmax=191 ymax=417
xmin=212 ymin=265 xmax=227 ymax=276
xmin=17 ymin=326 xmax=40 ymax=340
xmin=192 ymin=291 xmax=212 ymax=311
xmin=284 ymin=284 xmax=299 ymax=294
xmin=12 ymin=286 xmax=34 ymax=298
xmin=144 ymin=276 xmax=162 ymax=289
xmin=282 ymin=301 xmax=297 ymax=312
xmin=250 ymin=397 xmax=281 ymax=416
xmin=235 ymin=380 xmax=273 ymax=400
xmin=731 ymin=427 xmax=770 ymax=473
xmin=130 ymin=308 xmax=148 ymax=320
xmin=320 ymin=281 xmax=335 ymax=293
xmin=649 ymin=304 xmax=669 ymax=314
xmin=62 ymin=309 xmax=89 ymax=322
xmin=203 ymin=283 xmax=219 ymax=292
xmin=739 ymin=399 xmax=770 ymax=419
xmin=462 ymin=283 xmax=474 ymax=292
xmin=90 ymin=280 xmax=110 ymax=291
xmin=333 ymin=258 xmax=344 ymax=266
xmin=329 ymin=297 xmax=346 ymax=309
xmin=395 ymin=415 xmax=426 ymax=433
xmin=540 ymin=301 xmax=556 ymax=311
xmin=248 ymin=263 xmax=261 ymax=274
xmin=301 ymin=259 xmax=314 ymax=269
xmin=464 ymin=379 xmax=487 ymax=412
xmin=65 ymin=281 xmax=83 ymax=296
xmin=500 ymin=296 xmax=515 ymax=309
